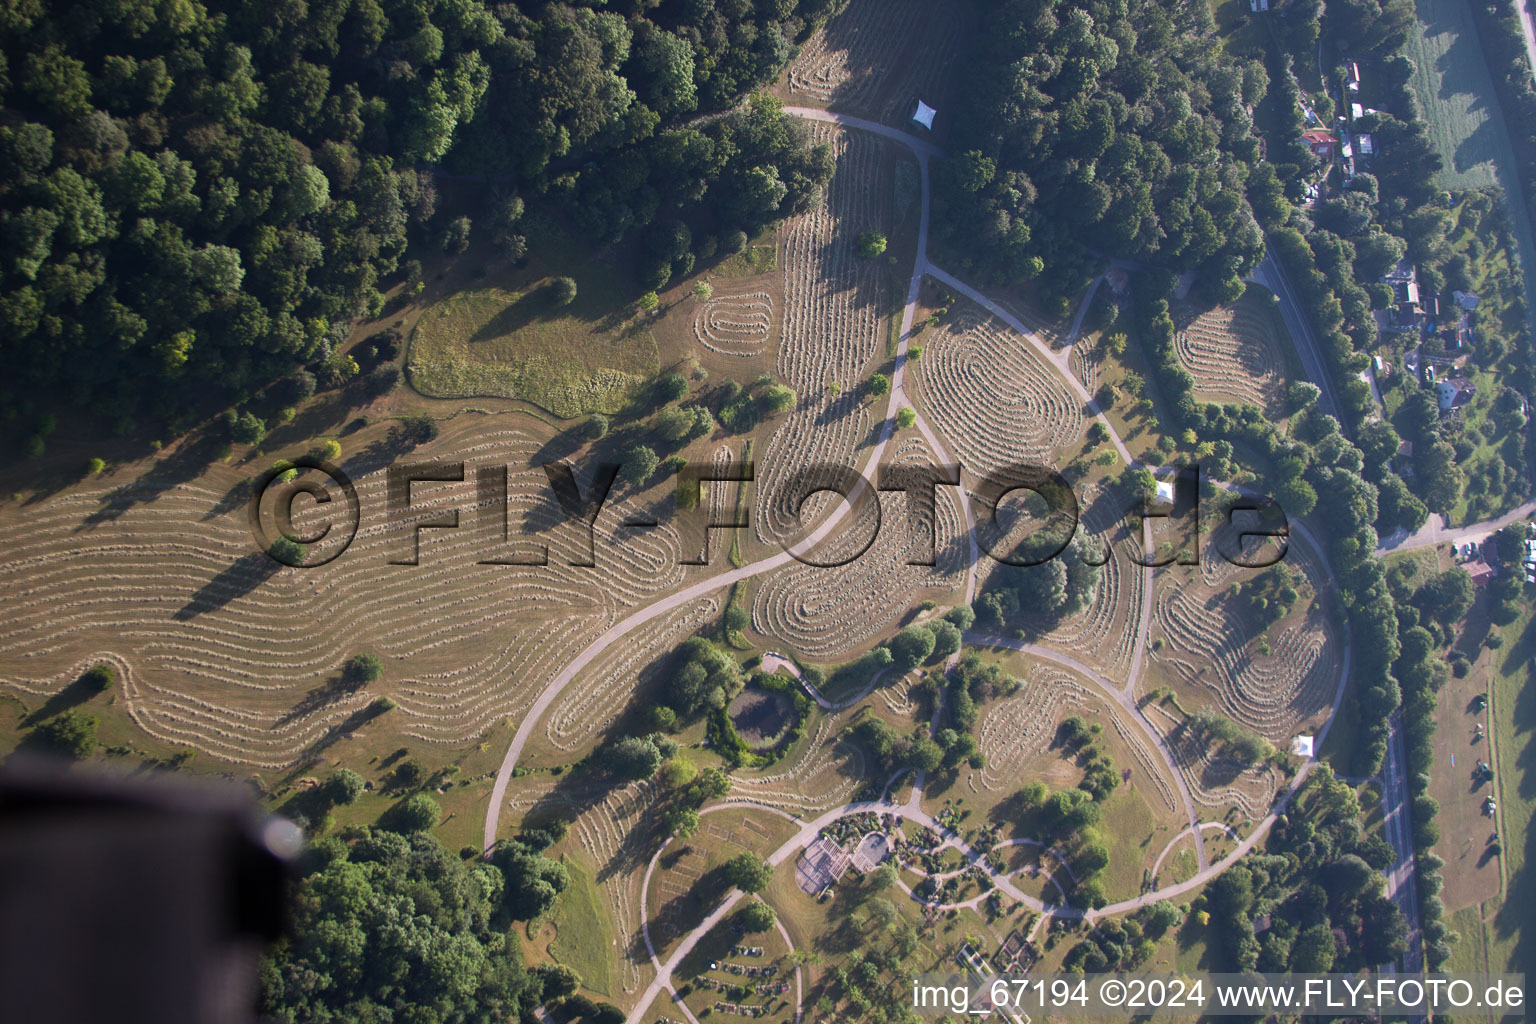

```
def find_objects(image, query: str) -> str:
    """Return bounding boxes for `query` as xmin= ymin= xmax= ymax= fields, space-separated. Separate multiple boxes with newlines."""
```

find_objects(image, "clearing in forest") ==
xmin=407 ymin=285 xmax=658 ymax=417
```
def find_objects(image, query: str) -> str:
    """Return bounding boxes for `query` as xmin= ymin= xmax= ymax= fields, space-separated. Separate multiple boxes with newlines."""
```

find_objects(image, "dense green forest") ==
xmin=261 ymin=825 xmax=576 ymax=1023
xmin=935 ymin=0 xmax=1270 ymax=306
xmin=0 ymin=0 xmax=842 ymax=443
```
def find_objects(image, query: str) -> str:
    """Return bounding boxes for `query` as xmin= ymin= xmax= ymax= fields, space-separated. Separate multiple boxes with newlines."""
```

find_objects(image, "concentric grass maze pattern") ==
xmin=0 ymin=425 xmax=708 ymax=767
xmin=786 ymin=0 xmax=967 ymax=123
xmin=753 ymin=437 xmax=965 ymax=659
xmin=1150 ymin=543 xmax=1338 ymax=741
xmin=727 ymin=716 xmax=865 ymax=814
xmin=1173 ymin=301 xmax=1286 ymax=410
xmin=755 ymin=123 xmax=887 ymax=546
xmin=1144 ymin=700 xmax=1282 ymax=820
xmin=693 ymin=291 xmax=775 ymax=357
xmin=573 ymin=780 xmax=656 ymax=997
xmin=545 ymin=597 xmax=720 ymax=752
xmin=917 ymin=310 xmax=1084 ymax=478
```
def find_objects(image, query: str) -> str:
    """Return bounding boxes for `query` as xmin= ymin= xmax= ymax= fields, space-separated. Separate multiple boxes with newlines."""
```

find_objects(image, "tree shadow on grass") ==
xmin=20 ymin=670 xmax=108 ymax=727
xmin=75 ymin=430 xmax=228 ymax=529
xmin=174 ymin=552 xmax=282 ymax=620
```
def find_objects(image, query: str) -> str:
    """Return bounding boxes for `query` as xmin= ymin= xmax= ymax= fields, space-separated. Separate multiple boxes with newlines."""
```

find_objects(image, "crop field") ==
xmin=406 ymin=286 xmax=659 ymax=417
xmin=1138 ymin=539 xmax=1343 ymax=823
xmin=1404 ymin=0 xmax=1515 ymax=191
xmin=1146 ymin=539 xmax=1341 ymax=744
xmin=975 ymin=494 xmax=1148 ymax=686
xmin=784 ymin=0 xmax=971 ymax=125
xmin=1172 ymin=289 xmax=1293 ymax=415
xmin=1403 ymin=0 xmax=1536 ymax=327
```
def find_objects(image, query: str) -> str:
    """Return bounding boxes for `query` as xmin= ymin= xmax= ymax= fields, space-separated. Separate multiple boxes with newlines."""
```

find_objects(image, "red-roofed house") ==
xmin=1302 ymin=129 xmax=1338 ymax=160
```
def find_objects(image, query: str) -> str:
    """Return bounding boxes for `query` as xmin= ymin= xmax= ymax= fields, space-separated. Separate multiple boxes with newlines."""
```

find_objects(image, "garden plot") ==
xmin=786 ymin=0 xmax=969 ymax=124
xmin=754 ymin=124 xmax=889 ymax=548
xmin=1172 ymin=291 xmax=1290 ymax=414
xmin=694 ymin=291 xmax=776 ymax=357
xmin=752 ymin=437 xmax=965 ymax=660
xmin=915 ymin=308 xmax=1084 ymax=478
xmin=0 ymin=416 xmax=706 ymax=769
xmin=1148 ymin=541 xmax=1340 ymax=742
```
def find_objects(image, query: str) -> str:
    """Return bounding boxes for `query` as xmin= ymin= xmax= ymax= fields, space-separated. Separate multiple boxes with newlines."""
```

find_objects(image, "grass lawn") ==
xmin=1464 ymin=604 xmax=1536 ymax=983
xmin=547 ymin=851 xmax=617 ymax=998
xmin=1098 ymin=785 xmax=1165 ymax=900
xmin=406 ymin=284 xmax=658 ymax=417
xmin=1404 ymin=0 xmax=1536 ymax=331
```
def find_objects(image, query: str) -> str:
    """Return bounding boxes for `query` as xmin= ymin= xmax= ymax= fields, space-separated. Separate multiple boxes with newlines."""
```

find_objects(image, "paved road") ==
xmin=1381 ymin=714 xmax=1425 ymax=974
xmin=1376 ymin=500 xmax=1536 ymax=555
xmin=1249 ymin=253 xmax=1344 ymax=422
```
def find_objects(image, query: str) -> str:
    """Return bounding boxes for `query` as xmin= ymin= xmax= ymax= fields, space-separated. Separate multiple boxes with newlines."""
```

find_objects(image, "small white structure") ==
xmin=1155 ymin=479 xmax=1176 ymax=504
xmin=911 ymin=100 xmax=937 ymax=130
xmin=1291 ymin=735 xmax=1315 ymax=758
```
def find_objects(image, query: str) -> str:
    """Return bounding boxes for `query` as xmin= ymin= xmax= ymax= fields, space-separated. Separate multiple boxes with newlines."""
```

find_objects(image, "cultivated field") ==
xmin=752 ymin=435 xmax=966 ymax=660
xmin=912 ymin=303 xmax=1085 ymax=478
xmin=752 ymin=123 xmax=894 ymax=548
xmin=1404 ymin=0 xmax=1536 ymax=326
xmin=1405 ymin=0 xmax=1517 ymax=191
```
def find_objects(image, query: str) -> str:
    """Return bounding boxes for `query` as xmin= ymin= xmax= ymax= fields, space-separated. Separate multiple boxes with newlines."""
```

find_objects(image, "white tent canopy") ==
xmin=912 ymin=100 xmax=937 ymax=130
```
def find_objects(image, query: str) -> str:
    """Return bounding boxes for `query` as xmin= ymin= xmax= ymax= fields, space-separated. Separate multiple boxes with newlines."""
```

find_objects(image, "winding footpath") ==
xmin=473 ymin=110 xmax=1413 ymax=1024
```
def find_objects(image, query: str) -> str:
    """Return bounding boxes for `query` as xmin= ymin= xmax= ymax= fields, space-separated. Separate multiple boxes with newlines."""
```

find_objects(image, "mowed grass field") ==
xmin=1444 ymin=604 xmax=1536 ymax=988
xmin=546 ymin=852 xmax=617 ymax=998
xmin=1405 ymin=0 xmax=1536 ymax=323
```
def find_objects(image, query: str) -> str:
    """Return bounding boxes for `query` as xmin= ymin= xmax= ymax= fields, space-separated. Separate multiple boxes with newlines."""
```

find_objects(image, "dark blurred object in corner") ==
xmin=0 ymin=756 xmax=302 ymax=1024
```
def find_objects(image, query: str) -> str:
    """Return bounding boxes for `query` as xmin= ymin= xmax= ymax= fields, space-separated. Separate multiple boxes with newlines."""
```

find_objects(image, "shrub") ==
xmin=343 ymin=653 xmax=384 ymax=687
xmin=896 ymin=407 xmax=917 ymax=429
xmin=269 ymin=536 xmax=306 ymax=566
xmin=312 ymin=438 xmax=342 ymax=460
xmin=857 ymin=232 xmax=888 ymax=258
xmin=621 ymin=445 xmax=659 ymax=485
xmin=386 ymin=793 xmax=441 ymax=833
xmin=324 ymin=768 xmax=365 ymax=805
xmin=85 ymin=457 xmax=106 ymax=475
xmin=582 ymin=414 xmax=609 ymax=440
xmin=656 ymin=371 xmax=689 ymax=403
xmin=549 ymin=276 xmax=578 ymax=305
xmin=80 ymin=664 xmax=116 ymax=692
xmin=230 ymin=411 xmax=265 ymax=444
xmin=31 ymin=709 xmax=98 ymax=760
